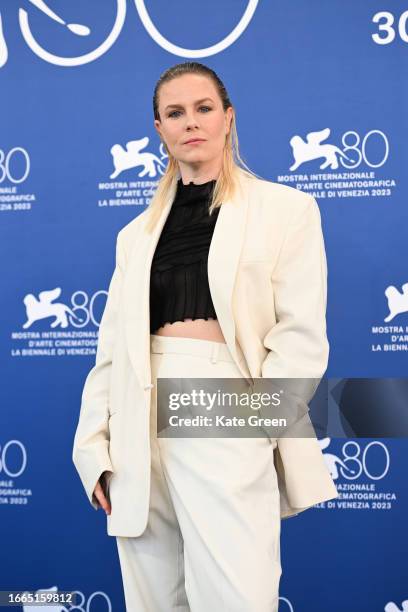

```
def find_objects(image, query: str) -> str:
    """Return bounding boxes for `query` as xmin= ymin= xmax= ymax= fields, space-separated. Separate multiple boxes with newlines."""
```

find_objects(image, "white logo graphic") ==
xmin=278 ymin=597 xmax=294 ymax=611
xmin=319 ymin=437 xmax=357 ymax=479
xmin=318 ymin=439 xmax=396 ymax=512
xmin=384 ymin=282 xmax=408 ymax=322
xmin=289 ymin=128 xmax=389 ymax=171
xmin=110 ymin=137 xmax=167 ymax=179
xmin=0 ymin=440 xmax=27 ymax=477
xmin=0 ymin=439 xmax=32 ymax=505
xmin=23 ymin=288 xmax=85 ymax=329
xmin=0 ymin=146 xmax=30 ymax=184
xmin=384 ymin=601 xmax=408 ymax=612
xmin=0 ymin=0 xmax=258 ymax=67
xmin=290 ymin=128 xmax=355 ymax=171
xmin=319 ymin=438 xmax=390 ymax=480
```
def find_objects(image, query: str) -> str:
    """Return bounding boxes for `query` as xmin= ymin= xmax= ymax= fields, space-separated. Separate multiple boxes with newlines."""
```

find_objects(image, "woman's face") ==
xmin=154 ymin=74 xmax=233 ymax=172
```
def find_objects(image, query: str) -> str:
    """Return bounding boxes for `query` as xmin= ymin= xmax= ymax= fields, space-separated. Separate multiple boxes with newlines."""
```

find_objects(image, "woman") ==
xmin=73 ymin=61 xmax=338 ymax=611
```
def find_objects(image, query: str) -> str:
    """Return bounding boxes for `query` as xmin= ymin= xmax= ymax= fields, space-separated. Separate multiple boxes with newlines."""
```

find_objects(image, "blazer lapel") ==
xmin=124 ymin=172 xmax=252 ymax=389
xmin=207 ymin=175 xmax=251 ymax=380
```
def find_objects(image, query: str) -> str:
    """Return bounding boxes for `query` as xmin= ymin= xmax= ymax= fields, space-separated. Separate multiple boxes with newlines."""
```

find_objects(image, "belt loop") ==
xmin=211 ymin=342 xmax=220 ymax=364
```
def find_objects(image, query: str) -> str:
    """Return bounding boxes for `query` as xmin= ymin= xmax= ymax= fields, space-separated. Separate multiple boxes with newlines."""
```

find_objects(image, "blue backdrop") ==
xmin=1 ymin=1 xmax=407 ymax=610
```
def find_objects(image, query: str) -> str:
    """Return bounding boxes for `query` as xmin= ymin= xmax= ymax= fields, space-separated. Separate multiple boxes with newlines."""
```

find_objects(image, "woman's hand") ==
xmin=93 ymin=472 xmax=112 ymax=515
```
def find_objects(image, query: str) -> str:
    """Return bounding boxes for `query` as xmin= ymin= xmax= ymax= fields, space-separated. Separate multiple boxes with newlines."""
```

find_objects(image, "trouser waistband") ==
xmin=150 ymin=334 xmax=236 ymax=364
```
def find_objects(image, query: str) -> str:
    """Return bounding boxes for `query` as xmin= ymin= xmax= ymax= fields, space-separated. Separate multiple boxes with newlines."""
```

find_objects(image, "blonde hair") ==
xmin=145 ymin=62 xmax=263 ymax=233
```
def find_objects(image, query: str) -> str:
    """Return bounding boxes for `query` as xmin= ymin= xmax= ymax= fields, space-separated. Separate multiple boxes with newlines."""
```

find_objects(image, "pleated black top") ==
xmin=149 ymin=177 xmax=221 ymax=334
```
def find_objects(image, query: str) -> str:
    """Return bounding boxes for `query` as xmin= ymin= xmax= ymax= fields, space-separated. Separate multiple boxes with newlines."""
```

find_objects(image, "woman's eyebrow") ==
xmin=164 ymin=97 xmax=214 ymax=111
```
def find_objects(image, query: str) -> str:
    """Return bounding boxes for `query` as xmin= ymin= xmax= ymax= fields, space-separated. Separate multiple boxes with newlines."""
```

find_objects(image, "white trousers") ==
xmin=116 ymin=334 xmax=281 ymax=611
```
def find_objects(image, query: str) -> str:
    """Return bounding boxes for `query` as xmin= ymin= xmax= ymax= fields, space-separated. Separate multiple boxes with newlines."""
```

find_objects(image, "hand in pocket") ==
xmin=93 ymin=471 xmax=112 ymax=515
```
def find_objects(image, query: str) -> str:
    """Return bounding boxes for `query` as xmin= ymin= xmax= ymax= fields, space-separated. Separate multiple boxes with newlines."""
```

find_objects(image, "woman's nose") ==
xmin=184 ymin=114 xmax=200 ymax=130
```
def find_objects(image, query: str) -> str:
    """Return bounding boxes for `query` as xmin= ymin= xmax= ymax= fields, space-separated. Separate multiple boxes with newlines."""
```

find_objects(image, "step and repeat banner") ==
xmin=1 ymin=1 xmax=407 ymax=610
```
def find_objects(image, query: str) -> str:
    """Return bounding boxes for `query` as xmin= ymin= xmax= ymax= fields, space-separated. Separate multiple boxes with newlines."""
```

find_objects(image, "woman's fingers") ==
xmin=93 ymin=480 xmax=111 ymax=515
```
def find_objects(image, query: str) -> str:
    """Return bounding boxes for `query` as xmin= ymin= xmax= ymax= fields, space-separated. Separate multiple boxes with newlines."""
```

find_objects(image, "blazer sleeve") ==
xmin=72 ymin=233 xmax=126 ymax=510
xmin=260 ymin=194 xmax=329 ymax=404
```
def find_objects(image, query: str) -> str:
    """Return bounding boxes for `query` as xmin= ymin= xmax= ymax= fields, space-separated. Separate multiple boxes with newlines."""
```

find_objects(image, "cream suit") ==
xmin=72 ymin=167 xmax=338 ymax=538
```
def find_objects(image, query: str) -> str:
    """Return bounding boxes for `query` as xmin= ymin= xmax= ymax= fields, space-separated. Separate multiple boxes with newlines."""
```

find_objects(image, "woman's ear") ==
xmin=154 ymin=119 xmax=162 ymax=140
xmin=225 ymin=107 xmax=233 ymax=135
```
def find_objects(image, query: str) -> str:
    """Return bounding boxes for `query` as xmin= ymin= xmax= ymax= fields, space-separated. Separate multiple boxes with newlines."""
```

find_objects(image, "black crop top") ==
xmin=149 ymin=178 xmax=221 ymax=333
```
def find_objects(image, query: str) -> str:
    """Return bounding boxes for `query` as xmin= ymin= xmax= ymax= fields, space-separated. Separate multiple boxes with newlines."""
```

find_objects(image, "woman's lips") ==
xmin=183 ymin=139 xmax=206 ymax=145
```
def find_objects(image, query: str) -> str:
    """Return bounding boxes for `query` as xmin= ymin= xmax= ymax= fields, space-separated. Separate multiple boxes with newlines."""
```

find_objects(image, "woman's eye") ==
xmin=168 ymin=106 xmax=212 ymax=118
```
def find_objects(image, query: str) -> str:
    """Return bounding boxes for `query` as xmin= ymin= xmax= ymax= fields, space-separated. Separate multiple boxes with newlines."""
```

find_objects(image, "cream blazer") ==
xmin=72 ymin=168 xmax=338 ymax=537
